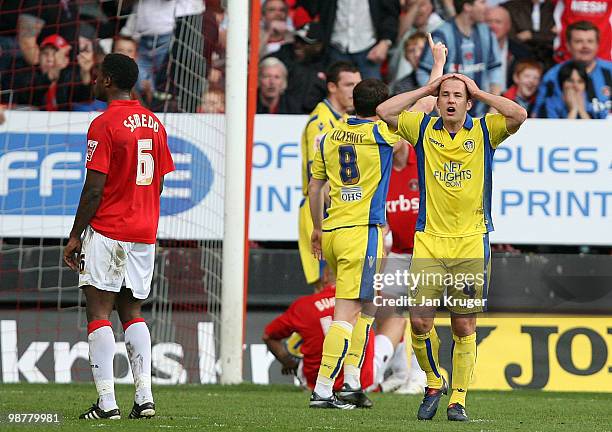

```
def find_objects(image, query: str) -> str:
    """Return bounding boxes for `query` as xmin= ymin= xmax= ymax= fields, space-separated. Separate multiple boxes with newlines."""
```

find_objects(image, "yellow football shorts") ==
xmin=298 ymin=197 xmax=325 ymax=284
xmin=323 ymin=225 xmax=383 ymax=301
xmin=409 ymin=231 xmax=491 ymax=314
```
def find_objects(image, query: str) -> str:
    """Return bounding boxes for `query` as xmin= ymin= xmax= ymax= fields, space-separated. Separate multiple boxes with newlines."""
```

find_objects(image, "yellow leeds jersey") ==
xmin=311 ymin=117 xmax=399 ymax=231
xmin=300 ymin=99 xmax=347 ymax=196
xmin=396 ymin=111 xmax=511 ymax=237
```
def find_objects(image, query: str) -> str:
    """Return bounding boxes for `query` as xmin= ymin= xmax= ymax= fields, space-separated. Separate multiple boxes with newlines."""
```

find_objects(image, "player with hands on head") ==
xmin=374 ymin=33 xmax=448 ymax=395
xmin=377 ymin=71 xmax=526 ymax=422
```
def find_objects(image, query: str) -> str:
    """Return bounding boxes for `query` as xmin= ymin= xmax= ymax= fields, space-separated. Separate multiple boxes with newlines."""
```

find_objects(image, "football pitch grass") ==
xmin=1 ymin=384 xmax=610 ymax=431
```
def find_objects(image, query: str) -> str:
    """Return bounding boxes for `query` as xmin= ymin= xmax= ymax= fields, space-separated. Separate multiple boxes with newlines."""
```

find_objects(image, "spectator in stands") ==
xmin=300 ymin=0 xmax=400 ymax=79
xmin=260 ymin=0 xmax=294 ymax=58
xmin=120 ymin=0 xmax=175 ymax=103
xmin=552 ymin=0 xmax=611 ymax=63
xmin=112 ymin=36 xmax=138 ymax=60
xmin=257 ymin=57 xmax=291 ymax=114
xmin=532 ymin=21 xmax=612 ymax=119
xmin=417 ymin=0 xmax=503 ymax=116
xmin=502 ymin=59 xmax=542 ymax=115
xmin=391 ymin=32 xmax=428 ymax=95
xmin=8 ymin=0 xmax=81 ymax=67
xmin=10 ymin=34 xmax=93 ymax=110
xmin=502 ymin=0 xmax=555 ymax=70
xmin=485 ymin=6 xmax=531 ymax=91
xmin=389 ymin=0 xmax=444 ymax=84
xmin=538 ymin=61 xmax=593 ymax=119
xmin=158 ymin=0 xmax=206 ymax=113
xmin=268 ymin=22 xmax=326 ymax=113
xmin=203 ymin=1 xmax=225 ymax=88
xmin=73 ymin=37 xmax=108 ymax=112
xmin=199 ymin=86 xmax=225 ymax=113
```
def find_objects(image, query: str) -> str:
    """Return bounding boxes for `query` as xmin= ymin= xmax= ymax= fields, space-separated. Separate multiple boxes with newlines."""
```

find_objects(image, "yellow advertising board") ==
xmin=431 ymin=314 xmax=612 ymax=392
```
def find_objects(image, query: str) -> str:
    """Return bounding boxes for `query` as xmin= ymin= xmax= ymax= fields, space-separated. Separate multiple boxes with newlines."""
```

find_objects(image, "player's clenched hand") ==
xmin=451 ymin=73 xmax=482 ymax=99
xmin=311 ymin=229 xmax=323 ymax=261
xmin=63 ymin=236 xmax=82 ymax=271
xmin=428 ymin=33 xmax=447 ymax=66
xmin=427 ymin=73 xmax=454 ymax=96
xmin=281 ymin=356 xmax=299 ymax=375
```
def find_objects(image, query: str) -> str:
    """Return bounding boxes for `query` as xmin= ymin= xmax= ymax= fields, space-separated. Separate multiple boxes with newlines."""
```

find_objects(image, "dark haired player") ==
xmin=63 ymin=53 xmax=175 ymax=420
xmin=308 ymin=79 xmax=407 ymax=409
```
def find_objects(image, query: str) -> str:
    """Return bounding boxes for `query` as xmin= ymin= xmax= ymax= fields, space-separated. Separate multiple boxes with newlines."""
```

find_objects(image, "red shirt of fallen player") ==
xmin=386 ymin=145 xmax=419 ymax=254
xmin=264 ymin=285 xmax=374 ymax=390
xmin=86 ymin=100 xmax=175 ymax=244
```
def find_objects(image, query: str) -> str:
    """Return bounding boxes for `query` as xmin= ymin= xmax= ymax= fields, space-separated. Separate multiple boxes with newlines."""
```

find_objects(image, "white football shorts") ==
xmin=78 ymin=226 xmax=155 ymax=299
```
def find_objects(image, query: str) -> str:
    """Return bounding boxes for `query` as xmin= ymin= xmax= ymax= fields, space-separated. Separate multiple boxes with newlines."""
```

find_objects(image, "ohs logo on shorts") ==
xmin=0 ymin=132 xmax=213 ymax=216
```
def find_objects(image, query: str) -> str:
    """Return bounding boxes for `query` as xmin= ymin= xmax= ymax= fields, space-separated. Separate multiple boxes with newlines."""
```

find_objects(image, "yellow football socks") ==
xmin=411 ymin=326 xmax=443 ymax=389
xmin=314 ymin=321 xmax=353 ymax=397
xmin=449 ymin=332 xmax=476 ymax=407
xmin=344 ymin=313 xmax=375 ymax=389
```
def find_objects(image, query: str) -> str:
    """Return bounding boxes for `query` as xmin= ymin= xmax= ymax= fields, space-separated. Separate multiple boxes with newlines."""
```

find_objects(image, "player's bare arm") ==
xmin=410 ymin=33 xmax=448 ymax=114
xmin=377 ymin=73 xmax=452 ymax=130
xmin=63 ymin=169 xmax=107 ymax=271
xmin=308 ymin=178 xmax=326 ymax=261
xmin=262 ymin=333 xmax=299 ymax=375
xmin=452 ymin=74 xmax=528 ymax=133
xmin=392 ymin=139 xmax=409 ymax=170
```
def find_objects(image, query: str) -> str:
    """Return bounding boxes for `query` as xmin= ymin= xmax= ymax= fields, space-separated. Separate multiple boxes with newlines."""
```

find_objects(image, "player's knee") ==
xmin=451 ymin=316 xmax=476 ymax=337
xmin=409 ymin=317 xmax=433 ymax=334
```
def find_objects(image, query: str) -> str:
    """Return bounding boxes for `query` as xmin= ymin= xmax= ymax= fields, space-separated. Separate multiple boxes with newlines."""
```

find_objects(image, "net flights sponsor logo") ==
xmin=0 ymin=132 xmax=212 ymax=216
xmin=433 ymin=161 xmax=472 ymax=189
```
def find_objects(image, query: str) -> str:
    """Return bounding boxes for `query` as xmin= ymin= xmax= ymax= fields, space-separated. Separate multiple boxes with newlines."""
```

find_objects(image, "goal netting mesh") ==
xmin=0 ymin=1 xmax=226 ymax=384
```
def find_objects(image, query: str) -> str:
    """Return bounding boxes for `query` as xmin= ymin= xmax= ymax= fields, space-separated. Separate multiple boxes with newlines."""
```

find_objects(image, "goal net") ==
xmin=0 ymin=1 xmax=229 ymax=384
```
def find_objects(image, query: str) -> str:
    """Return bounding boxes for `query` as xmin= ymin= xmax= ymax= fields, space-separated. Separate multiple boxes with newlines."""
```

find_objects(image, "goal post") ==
xmin=220 ymin=0 xmax=252 ymax=384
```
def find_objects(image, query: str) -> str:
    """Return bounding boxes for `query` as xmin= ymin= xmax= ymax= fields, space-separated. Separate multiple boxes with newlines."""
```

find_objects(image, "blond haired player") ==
xmin=377 ymin=69 xmax=527 ymax=421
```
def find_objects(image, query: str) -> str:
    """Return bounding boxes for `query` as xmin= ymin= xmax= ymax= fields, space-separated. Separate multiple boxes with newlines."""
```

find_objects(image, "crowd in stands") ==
xmin=258 ymin=0 xmax=612 ymax=119
xmin=0 ymin=0 xmax=225 ymax=115
xmin=0 ymin=0 xmax=610 ymax=119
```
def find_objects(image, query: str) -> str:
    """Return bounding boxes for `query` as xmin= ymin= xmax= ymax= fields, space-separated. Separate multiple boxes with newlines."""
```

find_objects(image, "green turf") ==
xmin=0 ymin=384 xmax=610 ymax=431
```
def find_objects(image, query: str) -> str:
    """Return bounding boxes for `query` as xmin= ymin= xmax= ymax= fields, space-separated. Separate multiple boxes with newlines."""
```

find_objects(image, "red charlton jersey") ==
xmin=86 ymin=100 xmax=175 ymax=244
xmin=385 ymin=146 xmax=419 ymax=254
xmin=264 ymin=285 xmax=374 ymax=391
xmin=554 ymin=0 xmax=612 ymax=62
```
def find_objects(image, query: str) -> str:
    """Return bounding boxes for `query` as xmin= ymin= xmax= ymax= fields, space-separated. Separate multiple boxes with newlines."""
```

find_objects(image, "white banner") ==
xmin=1 ymin=113 xmax=610 ymax=244
xmin=251 ymin=116 xmax=612 ymax=245
xmin=0 ymin=111 xmax=225 ymax=240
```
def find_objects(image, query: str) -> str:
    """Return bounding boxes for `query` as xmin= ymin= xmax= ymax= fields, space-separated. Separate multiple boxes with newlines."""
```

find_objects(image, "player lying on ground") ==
xmin=262 ymin=266 xmax=423 ymax=393
xmin=262 ymin=276 xmax=376 ymax=392
xmin=377 ymin=73 xmax=527 ymax=421
xmin=63 ymin=53 xmax=175 ymax=420
xmin=299 ymin=62 xmax=362 ymax=290
xmin=307 ymin=78 xmax=408 ymax=409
